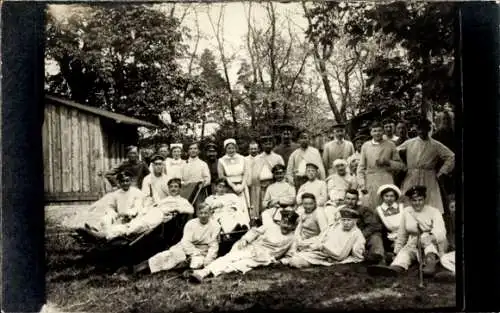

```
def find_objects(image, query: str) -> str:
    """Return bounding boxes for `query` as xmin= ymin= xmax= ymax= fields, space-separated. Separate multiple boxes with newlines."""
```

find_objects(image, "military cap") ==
xmin=339 ymin=207 xmax=360 ymax=219
xmin=405 ymin=185 xmax=427 ymax=199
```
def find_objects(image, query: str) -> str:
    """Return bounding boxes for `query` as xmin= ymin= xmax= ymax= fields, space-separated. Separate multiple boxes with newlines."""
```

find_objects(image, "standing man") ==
xmin=246 ymin=140 xmax=260 ymax=217
xmin=397 ymin=118 xmax=455 ymax=214
xmin=274 ymin=123 xmax=300 ymax=167
xmin=287 ymin=130 xmax=326 ymax=191
xmin=105 ymin=145 xmax=150 ymax=189
xmin=248 ymin=136 xmax=284 ymax=217
xmin=322 ymin=123 xmax=355 ymax=176
xmin=149 ymin=143 xmax=170 ymax=173
xmin=182 ymin=142 xmax=211 ymax=188
xmin=357 ymin=122 xmax=405 ymax=209
xmin=394 ymin=121 xmax=409 ymax=146
xmin=205 ymin=142 xmax=219 ymax=195
xmin=382 ymin=118 xmax=399 ymax=143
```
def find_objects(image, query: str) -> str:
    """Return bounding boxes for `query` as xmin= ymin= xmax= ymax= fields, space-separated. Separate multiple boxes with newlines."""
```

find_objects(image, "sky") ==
xmin=47 ymin=2 xmax=310 ymax=87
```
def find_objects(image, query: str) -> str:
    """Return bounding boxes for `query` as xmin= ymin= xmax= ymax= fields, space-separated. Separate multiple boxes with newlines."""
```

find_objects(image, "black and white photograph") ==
xmin=42 ymin=2 xmax=458 ymax=312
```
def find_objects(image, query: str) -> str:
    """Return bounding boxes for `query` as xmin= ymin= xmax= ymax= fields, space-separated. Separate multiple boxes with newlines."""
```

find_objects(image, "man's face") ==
xmin=158 ymin=147 xmax=169 ymax=158
xmin=127 ymin=151 xmax=139 ymax=162
xmin=263 ymin=140 xmax=274 ymax=153
xmin=119 ymin=176 xmax=132 ymax=191
xmin=355 ymin=140 xmax=363 ymax=151
xmin=248 ymin=144 xmax=259 ymax=157
xmin=384 ymin=123 xmax=395 ymax=136
xmin=341 ymin=218 xmax=356 ymax=231
xmin=298 ymin=133 xmax=309 ymax=148
xmin=395 ymin=123 xmax=407 ymax=137
xmin=410 ymin=195 xmax=425 ymax=211
xmin=417 ymin=126 xmax=430 ymax=139
xmin=197 ymin=207 xmax=211 ymax=225
xmin=188 ymin=144 xmax=199 ymax=158
xmin=335 ymin=164 xmax=347 ymax=176
xmin=274 ymin=169 xmax=285 ymax=181
xmin=206 ymin=148 xmax=217 ymax=160
xmin=449 ymin=200 xmax=456 ymax=213
xmin=280 ymin=222 xmax=296 ymax=235
xmin=215 ymin=183 xmax=226 ymax=195
xmin=333 ymin=128 xmax=345 ymax=140
xmin=282 ymin=130 xmax=292 ymax=142
xmin=152 ymin=160 xmax=164 ymax=175
xmin=344 ymin=192 xmax=358 ymax=207
xmin=306 ymin=166 xmax=317 ymax=180
xmin=168 ymin=182 xmax=181 ymax=196
xmin=302 ymin=198 xmax=317 ymax=213
xmin=370 ymin=127 xmax=384 ymax=141
xmin=350 ymin=159 xmax=359 ymax=172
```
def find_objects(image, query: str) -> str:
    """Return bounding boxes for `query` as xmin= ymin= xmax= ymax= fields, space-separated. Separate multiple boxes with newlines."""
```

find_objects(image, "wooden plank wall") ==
xmin=43 ymin=101 xmax=105 ymax=199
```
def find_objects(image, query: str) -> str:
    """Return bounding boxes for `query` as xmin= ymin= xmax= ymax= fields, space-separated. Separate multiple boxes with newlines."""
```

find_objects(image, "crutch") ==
xmin=415 ymin=222 xmax=425 ymax=289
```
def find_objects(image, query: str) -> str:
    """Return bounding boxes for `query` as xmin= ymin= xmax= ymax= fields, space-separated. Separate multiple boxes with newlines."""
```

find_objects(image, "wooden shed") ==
xmin=43 ymin=95 xmax=158 ymax=204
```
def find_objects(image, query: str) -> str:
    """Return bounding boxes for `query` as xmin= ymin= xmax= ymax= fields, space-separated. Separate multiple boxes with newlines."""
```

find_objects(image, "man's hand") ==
xmin=376 ymin=159 xmax=390 ymax=167
xmin=238 ymin=238 xmax=249 ymax=249
xmin=420 ymin=232 xmax=435 ymax=247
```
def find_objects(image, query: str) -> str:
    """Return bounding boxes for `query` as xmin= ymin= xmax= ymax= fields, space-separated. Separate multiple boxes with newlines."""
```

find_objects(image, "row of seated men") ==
xmin=76 ymin=162 xmax=456 ymax=283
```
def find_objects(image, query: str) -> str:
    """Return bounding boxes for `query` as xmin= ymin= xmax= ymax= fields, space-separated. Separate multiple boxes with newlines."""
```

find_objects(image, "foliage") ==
xmin=304 ymin=1 xmax=457 ymax=124
xmin=45 ymin=5 xmax=209 ymax=126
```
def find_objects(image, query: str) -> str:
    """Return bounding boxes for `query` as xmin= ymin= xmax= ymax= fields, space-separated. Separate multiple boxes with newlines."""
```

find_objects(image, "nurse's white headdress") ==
xmin=224 ymin=138 xmax=237 ymax=149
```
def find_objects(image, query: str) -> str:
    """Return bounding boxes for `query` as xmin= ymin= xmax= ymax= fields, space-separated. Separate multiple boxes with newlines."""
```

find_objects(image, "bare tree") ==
xmin=207 ymin=4 xmax=238 ymax=126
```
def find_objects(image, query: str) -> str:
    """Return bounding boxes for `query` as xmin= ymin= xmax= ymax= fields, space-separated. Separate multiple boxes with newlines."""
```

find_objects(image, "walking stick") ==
xmin=416 ymin=226 xmax=425 ymax=289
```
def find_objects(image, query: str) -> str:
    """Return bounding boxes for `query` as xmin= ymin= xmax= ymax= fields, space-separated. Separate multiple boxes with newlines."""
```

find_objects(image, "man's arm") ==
xmin=435 ymin=141 xmax=455 ymax=177
xmin=202 ymin=161 xmax=211 ymax=187
xmin=322 ymin=143 xmax=331 ymax=175
xmin=360 ymin=207 xmax=383 ymax=239
xmin=357 ymin=144 xmax=367 ymax=190
xmin=104 ymin=163 xmax=125 ymax=188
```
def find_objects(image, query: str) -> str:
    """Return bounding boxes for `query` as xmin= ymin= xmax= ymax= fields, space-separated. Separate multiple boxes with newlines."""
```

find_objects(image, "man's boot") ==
xmin=367 ymin=264 xmax=405 ymax=277
xmin=133 ymin=260 xmax=151 ymax=275
xmin=422 ymin=253 xmax=439 ymax=277
xmin=434 ymin=270 xmax=455 ymax=283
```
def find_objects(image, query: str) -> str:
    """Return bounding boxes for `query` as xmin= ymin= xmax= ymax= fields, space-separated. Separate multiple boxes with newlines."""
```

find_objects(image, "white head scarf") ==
xmin=170 ymin=143 xmax=183 ymax=150
xmin=377 ymin=184 xmax=402 ymax=198
xmin=224 ymin=138 xmax=237 ymax=149
xmin=333 ymin=159 xmax=348 ymax=167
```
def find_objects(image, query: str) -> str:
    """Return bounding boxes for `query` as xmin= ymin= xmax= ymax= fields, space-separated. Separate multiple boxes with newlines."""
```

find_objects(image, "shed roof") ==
xmin=45 ymin=95 xmax=159 ymax=128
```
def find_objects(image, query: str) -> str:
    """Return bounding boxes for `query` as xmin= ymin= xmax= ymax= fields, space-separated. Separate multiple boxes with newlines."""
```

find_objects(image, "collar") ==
xmin=371 ymin=139 xmax=381 ymax=145
xmin=381 ymin=202 xmax=399 ymax=211
xmin=334 ymin=138 xmax=344 ymax=144
xmin=188 ymin=156 xmax=199 ymax=162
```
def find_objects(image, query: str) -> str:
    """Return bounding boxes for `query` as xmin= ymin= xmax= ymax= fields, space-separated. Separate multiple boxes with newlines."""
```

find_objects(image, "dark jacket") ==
xmin=353 ymin=204 xmax=383 ymax=239
xmin=105 ymin=160 xmax=150 ymax=189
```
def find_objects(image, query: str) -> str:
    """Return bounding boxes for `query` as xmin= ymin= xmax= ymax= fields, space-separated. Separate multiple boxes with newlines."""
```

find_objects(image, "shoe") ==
xmin=422 ymin=253 xmax=439 ymax=277
xmin=365 ymin=253 xmax=384 ymax=265
xmin=133 ymin=261 xmax=150 ymax=274
xmin=434 ymin=271 xmax=455 ymax=283
xmin=367 ymin=265 xmax=404 ymax=277
xmin=189 ymin=271 xmax=205 ymax=283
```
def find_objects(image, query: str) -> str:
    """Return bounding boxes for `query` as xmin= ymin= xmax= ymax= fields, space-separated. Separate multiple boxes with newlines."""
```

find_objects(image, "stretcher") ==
xmin=72 ymin=182 xmax=206 ymax=272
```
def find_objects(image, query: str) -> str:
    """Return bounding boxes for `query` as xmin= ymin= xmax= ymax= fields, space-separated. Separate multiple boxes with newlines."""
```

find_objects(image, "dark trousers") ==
xmin=366 ymin=232 xmax=385 ymax=257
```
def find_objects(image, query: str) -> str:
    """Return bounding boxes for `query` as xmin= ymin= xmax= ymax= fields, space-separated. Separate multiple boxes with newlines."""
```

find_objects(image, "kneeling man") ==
xmin=190 ymin=211 xmax=299 ymax=282
xmin=133 ymin=203 xmax=220 ymax=274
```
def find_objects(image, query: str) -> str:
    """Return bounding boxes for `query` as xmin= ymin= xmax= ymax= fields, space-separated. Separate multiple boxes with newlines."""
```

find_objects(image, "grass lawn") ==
xmin=46 ymin=208 xmax=456 ymax=313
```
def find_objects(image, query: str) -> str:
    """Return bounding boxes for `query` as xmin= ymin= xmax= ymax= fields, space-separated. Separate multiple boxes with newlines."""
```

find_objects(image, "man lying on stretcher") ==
xmin=76 ymin=173 xmax=194 ymax=242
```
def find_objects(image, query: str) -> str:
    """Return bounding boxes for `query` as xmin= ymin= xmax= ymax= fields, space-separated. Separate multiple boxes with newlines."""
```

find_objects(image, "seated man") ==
xmin=261 ymin=164 xmax=296 ymax=211
xmin=281 ymin=207 xmax=365 ymax=268
xmin=133 ymin=203 xmax=220 ymax=275
xmin=339 ymin=189 xmax=385 ymax=265
xmin=368 ymin=186 xmax=447 ymax=277
xmin=326 ymin=159 xmax=357 ymax=205
xmin=80 ymin=178 xmax=194 ymax=241
xmin=296 ymin=163 xmax=328 ymax=207
xmin=190 ymin=211 xmax=300 ymax=282
xmin=205 ymin=178 xmax=249 ymax=233
xmin=141 ymin=154 xmax=171 ymax=203
xmin=282 ymin=193 xmax=328 ymax=258
xmin=76 ymin=171 xmax=149 ymax=240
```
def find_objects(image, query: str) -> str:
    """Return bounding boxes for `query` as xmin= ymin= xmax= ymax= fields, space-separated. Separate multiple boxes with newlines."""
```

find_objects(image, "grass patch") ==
xmin=45 ymin=211 xmax=456 ymax=312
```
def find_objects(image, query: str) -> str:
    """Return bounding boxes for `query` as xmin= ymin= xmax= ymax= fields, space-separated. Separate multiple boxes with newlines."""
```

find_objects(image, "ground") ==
xmin=45 ymin=206 xmax=456 ymax=313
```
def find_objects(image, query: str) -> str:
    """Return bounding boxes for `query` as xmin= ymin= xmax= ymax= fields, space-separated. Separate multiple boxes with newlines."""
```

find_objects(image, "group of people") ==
xmin=75 ymin=115 xmax=456 ymax=284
